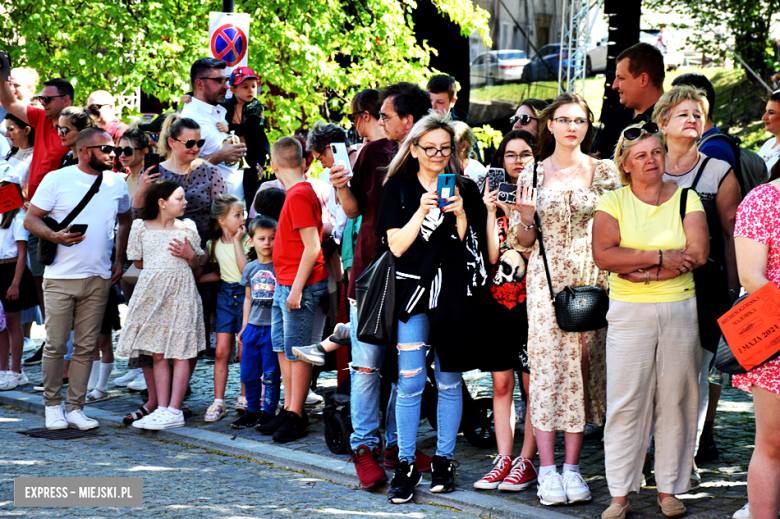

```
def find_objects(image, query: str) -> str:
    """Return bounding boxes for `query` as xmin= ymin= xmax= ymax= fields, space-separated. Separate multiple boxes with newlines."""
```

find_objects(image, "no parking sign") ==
xmin=209 ymin=12 xmax=250 ymax=70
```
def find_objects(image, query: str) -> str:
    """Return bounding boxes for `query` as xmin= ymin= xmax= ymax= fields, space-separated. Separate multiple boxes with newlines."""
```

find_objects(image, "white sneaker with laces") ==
xmin=537 ymin=471 xmax=567 ymax=506
xmin=0 ymin=370 xmax=28 ymax=390
xmin=143 ymin=409 xmax=185 ymax=430
xmin=127 ymin=375 xmax=147 ymax=391
xmin=562 ymin=470 xmax=591 ymax=503
xmin=132 ymin=408 xmax=165 ymax=429
xmin=733 ymin=503 xmax=780 ymax=519
xmin=45 ymin=405 xmax=68 ymax=430
xmin=305 ymin=389 xmax=323 ymax=406
xmin=65 ymin=409 xmax=99 ymax=430
xmin=114 ymin=368 xmax=143 ymax=387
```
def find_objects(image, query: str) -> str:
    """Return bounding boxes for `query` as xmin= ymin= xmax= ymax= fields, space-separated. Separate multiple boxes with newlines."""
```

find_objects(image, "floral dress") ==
xmin=116 ymin=219 xmax=206 ymax=360
xmin=514 ymin=160 xmax=621 ymax=432
xmin=733 ymin=184 xmax=780 ymax=395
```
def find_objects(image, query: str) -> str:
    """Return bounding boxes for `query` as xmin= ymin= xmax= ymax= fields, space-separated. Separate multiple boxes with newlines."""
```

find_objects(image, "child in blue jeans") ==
xmin=232 ymin=216 xmax=280 ymax=429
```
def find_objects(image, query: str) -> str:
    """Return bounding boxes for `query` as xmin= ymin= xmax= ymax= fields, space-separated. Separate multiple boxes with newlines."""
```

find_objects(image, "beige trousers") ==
xmin=604 ymin=297 xmax=702 ymax=496
xmin=42 ymin=276 xmax=111 ymax=412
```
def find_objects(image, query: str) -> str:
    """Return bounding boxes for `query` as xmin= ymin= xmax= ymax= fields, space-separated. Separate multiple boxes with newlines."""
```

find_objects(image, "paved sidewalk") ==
xmin=11 ymin=336 xmax=755 ymax=518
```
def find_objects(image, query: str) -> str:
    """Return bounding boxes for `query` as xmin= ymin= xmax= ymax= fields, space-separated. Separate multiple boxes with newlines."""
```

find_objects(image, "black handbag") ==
xmin=354 ymin=184 xmax=405 ymax=346
xmin=714 ymin=295 xmax=750 ymax=374
xmin=532 ymin=164 xmax=609 ymax=332
xmin=37 ymin=173 xmax=102 ymax=266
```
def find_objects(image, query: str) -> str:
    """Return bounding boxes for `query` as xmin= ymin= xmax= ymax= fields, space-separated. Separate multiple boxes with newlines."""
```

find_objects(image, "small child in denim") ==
xmin=201 ymin=194 xmax=248 ymax=423
xmin=232 ymin=215 xmax=280 ymax=429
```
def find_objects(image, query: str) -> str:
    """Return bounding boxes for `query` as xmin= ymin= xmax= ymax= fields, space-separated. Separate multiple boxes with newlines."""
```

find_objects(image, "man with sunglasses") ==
xmin=24 ymin=127 xmax=131 ymax=432
xmin=180 ymin=58 xmax=247 ymax=200
xmin=593 ymin=42 xmax=665 ymax=160
xmin=86 ymin=90 xmax=129 ymax=143
xmin=329 ymin=82 xmax=433 ymax=490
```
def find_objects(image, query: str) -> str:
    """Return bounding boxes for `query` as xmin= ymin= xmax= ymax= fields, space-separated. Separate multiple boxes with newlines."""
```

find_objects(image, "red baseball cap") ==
xmin=230 ymin=67 xmax=258 ymax=86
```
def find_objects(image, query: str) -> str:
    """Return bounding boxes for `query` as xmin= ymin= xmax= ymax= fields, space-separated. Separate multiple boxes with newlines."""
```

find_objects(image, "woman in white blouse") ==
xmin=4 ymin=113 xmax=34 ymax=196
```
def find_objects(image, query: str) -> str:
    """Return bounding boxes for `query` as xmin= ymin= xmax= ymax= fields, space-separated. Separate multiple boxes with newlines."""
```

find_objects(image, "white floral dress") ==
xmin=116 ymin=219 xmax=206 ymax=360
xmin=514 ymin=160 xmax=621 ymax=432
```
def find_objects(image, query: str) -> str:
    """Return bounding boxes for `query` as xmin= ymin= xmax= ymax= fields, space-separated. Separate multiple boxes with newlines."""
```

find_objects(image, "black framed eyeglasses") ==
xmin=55 ymin=125 xmax=73 ymax=136
xmin=413 ymin=143 xmax=453 ymax=158
xmin=378 ymin=112 xmax=399 ymax=122
xmin=83 ymin=145 xmax=115 ymax=154
xmin=622 ymin=122 xmax=659 ymax=141
xmin=510 ymin=114 xmax=537 ymax=126
xmin=116 ymin=146 xmax=144 ymax=157
xmin=198 ymin=76 xmax=228 ymax=85
xmin=40 ymin=95 xmax=67 ymax=105
xmin=173 ymin=138 xmax=206 ymax=149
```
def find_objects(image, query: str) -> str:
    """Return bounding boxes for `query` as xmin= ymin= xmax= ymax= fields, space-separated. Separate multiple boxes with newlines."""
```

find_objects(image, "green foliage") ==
xmin=472 ymin=125 xmax=503 ymax=154
xmin=0 ymin=0 xmax=491 ymax=140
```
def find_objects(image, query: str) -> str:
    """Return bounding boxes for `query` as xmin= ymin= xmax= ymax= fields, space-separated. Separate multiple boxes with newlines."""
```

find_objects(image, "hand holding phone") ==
xmin=487 ymin=168 xmax=506 ymax=192
xmin=144 ymin=153 xmax=160 ymax=175
xmin=69 ymin=224 xmax=88 ymax=235
xmin=0 ymin=50 xmax=11 ymax=82
xmin=436 ymin=174 xmax=456 ymax=208
xmin=497 ymin=182 xmax=518 ymax=205
xmin=330 ymin=143 xmax=353 ymax=178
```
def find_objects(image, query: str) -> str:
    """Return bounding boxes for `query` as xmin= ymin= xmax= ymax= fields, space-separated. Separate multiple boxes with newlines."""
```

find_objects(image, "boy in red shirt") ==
xmin=259 ymin=137 xmax=327 ymax=443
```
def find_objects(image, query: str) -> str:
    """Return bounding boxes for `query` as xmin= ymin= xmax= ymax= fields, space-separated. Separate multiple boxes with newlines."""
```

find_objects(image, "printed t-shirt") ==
xmin=30 ymin=165 xmax=131 ymax=280
xmin=26 ymin=105 xmax=69 ymax=200
xmin=272 ymin=181 xmax=327 ymax=286
xmin=595 ymin=185 xmax=704 ymax=303
xmin=240 ymin=260 xmax=276 ymax=326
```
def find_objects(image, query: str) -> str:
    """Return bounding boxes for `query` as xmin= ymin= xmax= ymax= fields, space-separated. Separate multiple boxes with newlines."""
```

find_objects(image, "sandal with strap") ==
xmin=123 ymin=405 xmax=151 ymax=425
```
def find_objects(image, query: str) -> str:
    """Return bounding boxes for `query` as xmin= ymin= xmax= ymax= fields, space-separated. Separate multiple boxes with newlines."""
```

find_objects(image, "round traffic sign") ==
xmin=210 ymin=24 xmax=247 ymax=67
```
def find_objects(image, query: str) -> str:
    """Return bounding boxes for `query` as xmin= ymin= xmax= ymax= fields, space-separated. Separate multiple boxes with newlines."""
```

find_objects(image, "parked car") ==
xmin=470 ymin=50 xmax=530 ymax=87
xmin=588 ymin=35 xmax=609 ymax=74
xmin=640 ymin=29 xmax=686 ymax=70
xmin=520 ymin=42 xmax=607 ymax=82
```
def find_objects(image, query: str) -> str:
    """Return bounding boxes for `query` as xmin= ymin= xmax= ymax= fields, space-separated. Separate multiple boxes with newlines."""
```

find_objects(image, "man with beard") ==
xmin=25 ymin=127 xmax=131 ymax=431
xmin=181 ymin=58 xmax=247 ymax=199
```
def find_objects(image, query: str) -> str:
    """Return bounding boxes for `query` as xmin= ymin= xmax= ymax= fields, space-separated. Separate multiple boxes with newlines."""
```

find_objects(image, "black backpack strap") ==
xmin=690 ymin=156 xmax=712 ymax=192
xmin=679 ymin=187 xmax=689 ymax=223
xmin=532 ymin=163 xmax=556 ymax=303
xmin=60 ymin=173 xmax=103 ymax=229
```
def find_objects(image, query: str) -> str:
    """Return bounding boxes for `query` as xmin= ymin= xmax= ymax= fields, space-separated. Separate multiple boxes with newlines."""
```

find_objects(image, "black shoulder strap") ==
xmin=690 ymin=156 xmax=712 ymax=192
xmin=532 ymin=163 xmax=556 ymax=302
xmin=679 ymin=187 xmax=689 ymax=223
xmin=400 ymin=180 xmax=405 ymax=209
xmin=60 ymin=173 xmax=103 ymax=229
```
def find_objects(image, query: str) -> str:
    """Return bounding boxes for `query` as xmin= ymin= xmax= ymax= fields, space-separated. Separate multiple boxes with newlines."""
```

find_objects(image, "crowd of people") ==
xmin=0 ymin=42 xmax=779 ymax=519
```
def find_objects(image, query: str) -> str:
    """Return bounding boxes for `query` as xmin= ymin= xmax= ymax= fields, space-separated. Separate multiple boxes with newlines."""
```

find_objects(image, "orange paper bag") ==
xmin=717 ymin=282 xmax=780 ymax=372
xmin=0 ymin=183 xmax=24 ymax=213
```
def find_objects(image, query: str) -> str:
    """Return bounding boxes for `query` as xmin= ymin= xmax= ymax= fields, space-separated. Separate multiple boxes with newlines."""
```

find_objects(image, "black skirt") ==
xmin=0 ymin=261 xmax=39 ymax=313
xmin=479 ymin=297 xmax=529 ymax=373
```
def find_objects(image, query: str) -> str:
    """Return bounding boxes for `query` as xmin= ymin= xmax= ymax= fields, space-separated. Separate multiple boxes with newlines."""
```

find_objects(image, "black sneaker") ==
xmin=24 ymin=345 xmax=44 ymax=366
xmin=272 ymin=411 xmax=308 ymax=443
xmin=430 ymin=455 xmax=458 ymax=493
xmin=256 ymin=411 xmax=276 ymax=426
xmin=388 ymin=461 xmax=421 ymax=504
xmin=255 ymin=410 xmax=288 ymax=435
xmin=695 ymin=439 xmax=719 ymax=464
xmin=231 ymin=412 xmax=260 ymax=429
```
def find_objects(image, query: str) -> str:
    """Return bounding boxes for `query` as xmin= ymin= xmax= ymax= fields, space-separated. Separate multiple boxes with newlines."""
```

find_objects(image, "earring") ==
xmin=550 ymin=130 xmax=554 ymax=135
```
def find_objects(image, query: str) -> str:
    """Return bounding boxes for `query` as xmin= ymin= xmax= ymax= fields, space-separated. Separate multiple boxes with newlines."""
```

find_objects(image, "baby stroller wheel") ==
xmin=462 ymin=397 xmax=496 ymax=449
xmin=324 ymin=411 xmax=351 ymax=454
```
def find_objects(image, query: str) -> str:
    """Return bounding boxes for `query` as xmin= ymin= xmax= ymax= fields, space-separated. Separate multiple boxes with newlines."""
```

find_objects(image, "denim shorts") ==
xmin=271 ymin=280 xmax=328 ymax=361
xmin=215 ymin=282 xmax=245 ymax=334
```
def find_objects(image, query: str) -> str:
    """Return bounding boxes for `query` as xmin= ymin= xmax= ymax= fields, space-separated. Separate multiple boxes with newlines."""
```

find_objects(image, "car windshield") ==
xmin=498 ymin=51 xmax=527 ymax=60
xmin=536 ymin=45 xmax=560 ymax=58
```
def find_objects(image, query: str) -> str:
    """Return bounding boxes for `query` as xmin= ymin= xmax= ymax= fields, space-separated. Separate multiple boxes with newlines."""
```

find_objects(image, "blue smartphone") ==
xmin=437 ymin=174 xmax=456 ymax=208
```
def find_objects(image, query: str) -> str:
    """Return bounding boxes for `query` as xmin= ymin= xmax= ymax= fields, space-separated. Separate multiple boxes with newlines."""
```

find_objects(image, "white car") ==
xmin=470 ymin=50 xmax=530 ymax=87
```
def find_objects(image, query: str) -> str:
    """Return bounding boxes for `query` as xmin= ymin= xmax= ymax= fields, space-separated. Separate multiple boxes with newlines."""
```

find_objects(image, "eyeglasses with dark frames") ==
xmin=413 ymin=143 xmax=453 ymax=158
xmin=509 ymin=114 xmax=538 ymax=126
xmin=378 ymin=112 xmax=399 ymax=122
xmin=116 ymin=146 xmax=145 ymax=157
xmin=55 ymin=125 xmax=73 ymax=136
xmin=40 ymin=95 xmax=67 ymax=105
xmin=82 ymin=145 xmax=116 ymax=154
xmin=173 ymin=138 xmax=206 ymax=149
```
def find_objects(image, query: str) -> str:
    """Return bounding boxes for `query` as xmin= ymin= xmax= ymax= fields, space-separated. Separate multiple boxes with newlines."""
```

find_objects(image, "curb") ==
xmin=1 ymin=391 xmax=575 ymax=519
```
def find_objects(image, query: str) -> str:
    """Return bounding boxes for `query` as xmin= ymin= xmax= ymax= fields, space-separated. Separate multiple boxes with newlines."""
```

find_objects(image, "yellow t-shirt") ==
xmin=595 ymin=185 xmax=704 ymax=303
xmin=207 ymin=237 xmax=249 ymax=283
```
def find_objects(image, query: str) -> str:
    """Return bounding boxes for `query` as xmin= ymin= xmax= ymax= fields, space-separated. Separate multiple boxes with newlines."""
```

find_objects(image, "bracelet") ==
xmin=658 ymin=250 xmax=663 ymax=268
xmin=519 ymin=219 xmax=535 ymax=231
xmin=644 ymin=270 xmax=650 ymax=285
xmin=656 ymin=269 xmax=660 ymax=282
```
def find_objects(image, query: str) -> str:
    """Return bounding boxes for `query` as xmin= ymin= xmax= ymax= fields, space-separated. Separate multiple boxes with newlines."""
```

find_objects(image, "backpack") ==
xmin=698 ymin=131 xmax=767 ymax=195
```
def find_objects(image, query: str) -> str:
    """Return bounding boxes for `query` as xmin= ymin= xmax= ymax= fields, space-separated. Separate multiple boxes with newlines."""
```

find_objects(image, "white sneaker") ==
xmin=292 ymin=344 xmax=326 ymax=366
xmin=127 ymin=375 xmax=147 ymax=391
xmin=537 ymin=471 xmax=567 ymax=506
xmin=45 ymin=405 xmax=68 ymax=430
xmin=562 ymin=470 xmax=591 ymax=503
xmin=305 ymin=389 xmax=323 ymax=406
xmin=142 ymin=409 xmax=185 ymax=430
xmin=132 ymin=408 xmax=164 ymax=429
xmin=65 ymin=409 xmax=99 ymax=430
xmin=733 ymin=503 xmax=780 ymax=519
xmin=114 ymin=368 xmax=143 ymax=387
xmin=0 ymin=370 xmax=28 ymax=390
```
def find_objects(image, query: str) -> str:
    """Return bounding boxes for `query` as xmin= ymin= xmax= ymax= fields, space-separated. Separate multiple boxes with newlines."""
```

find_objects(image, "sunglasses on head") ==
xmin=510 ymin=114 xmax=537 ymax=126
xmin=622 ymin=122 xmax=659 ymax=141
xmin=173 ymin=138 xmax=206 ymax=149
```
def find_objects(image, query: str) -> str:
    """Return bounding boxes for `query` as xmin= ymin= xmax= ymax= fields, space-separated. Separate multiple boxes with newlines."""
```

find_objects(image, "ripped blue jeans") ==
xmin=396 ymin=313 xmax=462 ymax=463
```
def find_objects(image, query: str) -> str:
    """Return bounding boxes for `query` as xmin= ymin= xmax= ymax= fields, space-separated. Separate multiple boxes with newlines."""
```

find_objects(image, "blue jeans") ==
xmin=216 ymin=282 xmax=244 ymax=333
xmin=240 ymin=324 xmax=280 ymax=414
xmin=348 ymin=302 xmax=397 ymax=452
xmin=396 ymin=313 xmax=462 ymax=463
xmin=271 ymin=280 xmax=328 ymax=361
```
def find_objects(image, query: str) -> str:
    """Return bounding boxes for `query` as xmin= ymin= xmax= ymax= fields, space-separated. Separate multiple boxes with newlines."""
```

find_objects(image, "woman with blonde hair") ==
xmin=512 ymin=92 xmax=620 ymax=506
xmin=452 ymin=121 xmax=487 ymax=187
xmin=593 ymin=122 xmax=709 ymax=519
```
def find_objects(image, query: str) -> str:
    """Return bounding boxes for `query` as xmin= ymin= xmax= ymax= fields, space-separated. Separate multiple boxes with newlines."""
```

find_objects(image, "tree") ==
xmin=645 ymin=0 xmax=778 ymax=81
xmin=0 ymin=0 xmax=491 ymax=138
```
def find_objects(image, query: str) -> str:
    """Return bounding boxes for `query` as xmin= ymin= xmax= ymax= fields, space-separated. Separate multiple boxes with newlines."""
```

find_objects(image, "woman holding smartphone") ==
xmin=377 ymin=112 xmax=488 ymax=504
xmin=513 ymin=93 xmax=620 ymax=506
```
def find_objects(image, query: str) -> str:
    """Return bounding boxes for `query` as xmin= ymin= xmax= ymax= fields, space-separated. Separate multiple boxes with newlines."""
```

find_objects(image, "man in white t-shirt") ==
xmin=180 ymin=57 xmax=247 ymax=200
xmin=25 ymin=127 xmax=131 ymax=431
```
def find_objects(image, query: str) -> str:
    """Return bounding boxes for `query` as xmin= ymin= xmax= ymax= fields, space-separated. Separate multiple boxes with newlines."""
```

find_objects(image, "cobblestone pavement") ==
xmin=14 ymin=329 xmax=755 ymax=519
xmin=0 ymin=406 xmax=478 ymax=518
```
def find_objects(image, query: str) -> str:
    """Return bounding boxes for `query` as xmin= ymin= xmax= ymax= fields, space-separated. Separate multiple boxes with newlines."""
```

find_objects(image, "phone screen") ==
xmin=70 ymin=224 xmax=88 ymax=235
